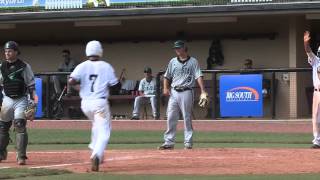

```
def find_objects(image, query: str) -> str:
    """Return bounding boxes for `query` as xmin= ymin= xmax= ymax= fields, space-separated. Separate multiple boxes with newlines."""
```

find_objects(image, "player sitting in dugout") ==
xmin=131 ymin=67 xmax=158 ymax=120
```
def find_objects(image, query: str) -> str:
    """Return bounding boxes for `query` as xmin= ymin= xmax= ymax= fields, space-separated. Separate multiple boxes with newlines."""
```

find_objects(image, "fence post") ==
xmin=46 ymin=75 xmax=51 ymax=118
xmin=156 ymin=72 xmax=161 ymax=120
xmin=212 ymin=72 xmax=217 ymax=119
xmin=271 ymin=72 xmax=276 ymax=119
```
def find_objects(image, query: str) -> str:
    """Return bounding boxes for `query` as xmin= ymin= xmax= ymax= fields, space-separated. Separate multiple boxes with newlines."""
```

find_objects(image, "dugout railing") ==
xmin=155 ymin=67 xmax=312 ymax=120
xmin=35 ymin=72 xmax=71 ymax=119
xmin=35 ymin=68 xmax=312 ymax=119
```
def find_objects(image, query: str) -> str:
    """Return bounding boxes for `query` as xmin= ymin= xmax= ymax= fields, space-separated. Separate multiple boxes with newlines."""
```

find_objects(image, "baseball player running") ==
xmin=158 ymin=40 xmax=208 ymax=150
xmin=68 ymin=40 xmax=118 ymax=171
xmin=0 ymin=41 xmax=37 ymax=165
xmin=304 ymin=31 xmax=320 ymax=148
xmin=131 ymin=67 xmax=157 ymax=120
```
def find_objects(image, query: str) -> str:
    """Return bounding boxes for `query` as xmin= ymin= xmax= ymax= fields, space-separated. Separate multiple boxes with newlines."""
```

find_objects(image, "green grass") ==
xmin=26 ymin=129 xmax=312 ymax=145
xmin=0 ymin=168 xmax=71 ymax=179
xmin=5 ymin=129 xmax=311 ymax=150
xmin=2 ymin=172 xmax=320 ymax=180
xmin=3 ymin=129 xmax=312 ymax=151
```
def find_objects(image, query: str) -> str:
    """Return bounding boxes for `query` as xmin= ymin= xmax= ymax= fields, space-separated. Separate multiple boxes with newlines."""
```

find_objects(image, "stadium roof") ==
xmin=0 ymin=1 xmax=320 ymax=22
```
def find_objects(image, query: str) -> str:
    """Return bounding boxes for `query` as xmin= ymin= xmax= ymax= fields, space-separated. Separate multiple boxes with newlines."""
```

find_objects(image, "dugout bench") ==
xmin=61 ymin=95 xmax=138 ymax=119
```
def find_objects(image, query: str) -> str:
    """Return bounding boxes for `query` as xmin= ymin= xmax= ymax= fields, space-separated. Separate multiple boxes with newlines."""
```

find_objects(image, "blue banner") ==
xmin=0 ymin=0 xmax=33 ymax=7
xmin=35 ymin=77 xmax=43 ymax=118
xmin=219 ymin=74 xmax=263 ymax=117
xmin=0 ymin=0 xmax=183 ymax=8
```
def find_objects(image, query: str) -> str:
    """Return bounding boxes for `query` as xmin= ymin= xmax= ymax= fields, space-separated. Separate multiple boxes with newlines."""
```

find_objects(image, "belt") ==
xmin=173 ymin=86 xmax=192 ymax=92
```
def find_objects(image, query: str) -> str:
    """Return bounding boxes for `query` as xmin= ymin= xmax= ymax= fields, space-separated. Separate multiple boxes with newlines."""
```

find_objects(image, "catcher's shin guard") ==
xmin=14 ymin=119 xmax=28 ymax=161
xmin=0 ymin=121 xmax=12 ymax=161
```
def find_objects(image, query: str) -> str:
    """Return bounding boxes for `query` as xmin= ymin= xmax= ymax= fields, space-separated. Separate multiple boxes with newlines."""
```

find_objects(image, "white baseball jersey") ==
xmin=307 ymin=52 xmax=320 ymax=88
xmin=69 ymin=60 xmax=118 ymax=100
xmin=164 ymin=56 xmax=203 ymax=88
xmin=138 ymin=77 xmax=156 ymax=95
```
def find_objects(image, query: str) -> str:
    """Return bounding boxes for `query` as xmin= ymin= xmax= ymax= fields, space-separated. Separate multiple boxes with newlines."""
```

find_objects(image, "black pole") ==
xmin=271 ymin=72 xmax=276 ymax=119
xmin=156 ymin=72 xmax=161 ymax=120
xmin=46 ymin=75 xmax=51 ymax=118
xmin=212 ymin=72 xmax=217 ymax=119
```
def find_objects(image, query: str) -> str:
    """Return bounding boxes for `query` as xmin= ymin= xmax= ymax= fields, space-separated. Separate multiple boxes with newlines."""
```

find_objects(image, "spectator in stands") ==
xmin=52 ymin=49 xmax=77 ymax=96
xmin=131 ymin=67 xmax=157 ymax=120
xmin=241 ymin=58 xmax=259 ymax=74
xmin=244 ymin=58 xmax=253 ymax=69
xmin=117 ymin=68 xmax=137 ymax=95
xmin=241 ymin=58 xmax=269 ymax=98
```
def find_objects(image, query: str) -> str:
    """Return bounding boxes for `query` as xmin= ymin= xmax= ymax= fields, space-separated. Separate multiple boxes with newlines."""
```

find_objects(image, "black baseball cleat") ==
xmin=17 ymin=155 xmax=27 ymax=165
xmin=91 ymin=156 xmax=100 ymax=172
xmin=130 ymin=116 xmax=140 ymax=120
xmin=311 ymin=144 xmax=320 ymax=149
xmin=158 ymin=144 xmax=174 ymax=150
xmin=0 ymin=150 xmax=7 ymax=162
xmin=184 ymin=146 xmax=193 ymax=150
xmin=17 ymin=159 xmax=26 ymax=165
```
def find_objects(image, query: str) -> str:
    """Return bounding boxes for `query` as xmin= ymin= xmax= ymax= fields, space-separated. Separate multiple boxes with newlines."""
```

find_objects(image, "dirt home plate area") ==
xmin=1 ymin=120 xmax=320 ymax=175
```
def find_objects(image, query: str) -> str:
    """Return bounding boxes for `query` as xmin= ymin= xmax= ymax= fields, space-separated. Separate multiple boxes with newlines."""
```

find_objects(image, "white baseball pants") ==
xmin=81 ymin=99 xmax=111 ymax=163
xmin=312 ymin=91 xmax=320 ymax=145
xmin=163 ymin=89 xmax=194 ymax=147
xmin=132 ymin=96 xmax=157 ymax=118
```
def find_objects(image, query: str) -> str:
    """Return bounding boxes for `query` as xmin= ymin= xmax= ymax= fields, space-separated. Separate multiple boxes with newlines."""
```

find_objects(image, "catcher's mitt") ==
xmin=198 ymin=92 xmax=209 ymax=108
xmin=24 ymin=100 xmax=36 ymax=121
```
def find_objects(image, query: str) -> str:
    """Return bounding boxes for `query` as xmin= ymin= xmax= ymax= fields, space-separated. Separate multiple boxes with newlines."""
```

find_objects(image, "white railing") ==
xmin=45 ymin=0 xmax=83 ymax=9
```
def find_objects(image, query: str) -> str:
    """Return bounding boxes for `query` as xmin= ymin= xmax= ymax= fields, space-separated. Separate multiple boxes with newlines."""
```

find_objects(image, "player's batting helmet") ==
xmin=86 ymin=40 xmax=103 ymax=57
xmin=4 ymin=41 xmax=19 ymax=52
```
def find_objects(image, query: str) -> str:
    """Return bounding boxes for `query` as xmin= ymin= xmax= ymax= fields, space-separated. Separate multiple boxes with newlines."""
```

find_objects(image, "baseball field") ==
xmin=0 ymin=119 xmax=320 ymax=180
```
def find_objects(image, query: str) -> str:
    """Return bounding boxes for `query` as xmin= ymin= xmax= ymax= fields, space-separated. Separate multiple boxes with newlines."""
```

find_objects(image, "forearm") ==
xmin=304 ymin=41 xmax=312 ymax=54
xmin=68 ymin=77 xmax=78 ymax=86
xmin=163 ymin=78 xmax=170 ymax=90
xmin=28 ymin=85 xmax=37 ymax=102
xmin=197 ymin=77 xmax=206 ymax=93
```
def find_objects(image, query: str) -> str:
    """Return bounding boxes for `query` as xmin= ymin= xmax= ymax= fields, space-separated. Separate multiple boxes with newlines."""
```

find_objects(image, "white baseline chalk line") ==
xmin=1 ymin=151 xmax=270 ymax=170
xmin=30 ymin=161 xmax=91 ymax=169
xmin=8 ymin=151 xmax=76 ymax=154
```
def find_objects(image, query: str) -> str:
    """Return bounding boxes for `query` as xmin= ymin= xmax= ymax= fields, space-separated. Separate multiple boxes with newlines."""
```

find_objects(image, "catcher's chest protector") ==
xmin=1 ymin=59 xmax=26 ymax=98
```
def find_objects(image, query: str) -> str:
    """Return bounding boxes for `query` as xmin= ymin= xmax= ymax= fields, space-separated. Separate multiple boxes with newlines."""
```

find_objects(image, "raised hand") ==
xmin=304 ymin=31 xmax=311 ymax=43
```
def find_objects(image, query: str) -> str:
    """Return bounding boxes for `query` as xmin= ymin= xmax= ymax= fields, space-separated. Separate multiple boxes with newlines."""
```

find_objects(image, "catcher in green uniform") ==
xmin=0 ymin=41 xmax=37 ymax=165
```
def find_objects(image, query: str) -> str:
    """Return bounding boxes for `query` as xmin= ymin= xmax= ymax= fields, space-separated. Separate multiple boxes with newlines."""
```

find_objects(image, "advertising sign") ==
xmin=220 ymin=74 xmax=263 ymax=117
xmin=35 ymin=77 xmax=43 ymax=118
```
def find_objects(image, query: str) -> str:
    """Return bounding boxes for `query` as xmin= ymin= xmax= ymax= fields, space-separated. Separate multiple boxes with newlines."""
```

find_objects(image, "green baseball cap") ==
xmin=144 ymin=67 xmax=152 ymax=73
xmin=173 ymin=40 xmax=186 ymax=49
